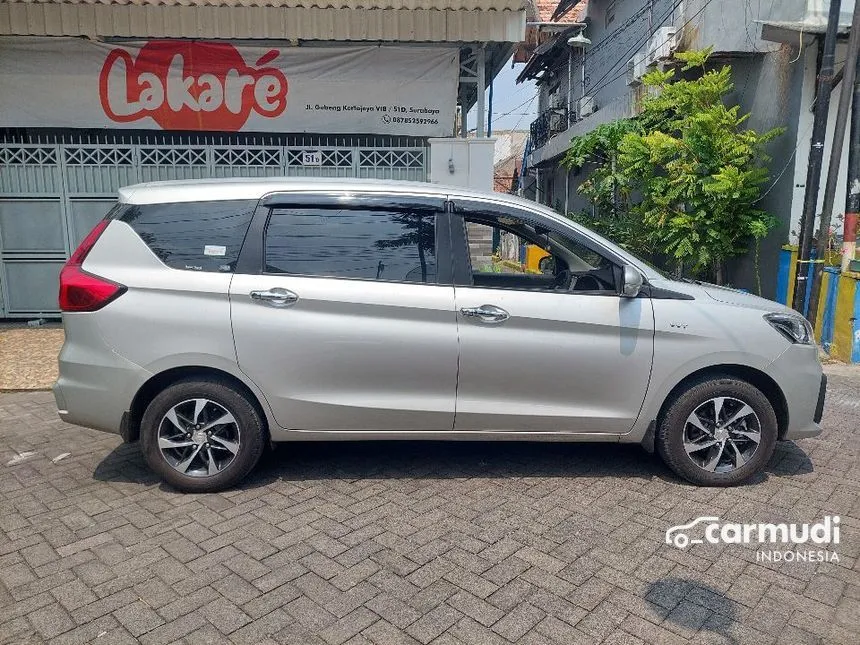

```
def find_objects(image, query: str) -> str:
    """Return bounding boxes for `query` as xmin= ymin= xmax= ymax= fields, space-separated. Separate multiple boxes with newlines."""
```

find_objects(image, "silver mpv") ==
xmin=54 ymin=178 xmax=826 ymax=492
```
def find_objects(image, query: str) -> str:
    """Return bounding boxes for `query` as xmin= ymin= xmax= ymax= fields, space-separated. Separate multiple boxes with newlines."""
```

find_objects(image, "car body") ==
xmin=53 ymin=178 xmax=826 ymax=491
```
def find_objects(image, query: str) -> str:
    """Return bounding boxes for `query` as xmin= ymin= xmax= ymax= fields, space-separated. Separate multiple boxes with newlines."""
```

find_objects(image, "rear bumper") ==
xmin=54 ymin=313 xmax=150 ymax=435
xmin=54 ymin=363 xmax=143 ymax=436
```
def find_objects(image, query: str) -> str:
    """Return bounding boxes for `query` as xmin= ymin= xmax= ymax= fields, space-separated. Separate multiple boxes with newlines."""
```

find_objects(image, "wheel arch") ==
xmin=656 ymin=364 xmax=789 ymax=440
xmin=125 ymin=366 xmax=271 ymax=444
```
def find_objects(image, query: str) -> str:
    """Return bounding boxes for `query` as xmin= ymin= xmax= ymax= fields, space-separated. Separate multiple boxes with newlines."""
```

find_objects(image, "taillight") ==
xmin=59 ymin=220 xmax=126 ymax=312
xmin=69 ymin=219 xmax=109 ymax=265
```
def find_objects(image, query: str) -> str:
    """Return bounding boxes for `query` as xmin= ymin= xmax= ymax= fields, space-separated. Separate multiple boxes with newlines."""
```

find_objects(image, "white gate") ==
xmin=0 ymin=131 xmax=428 ymax=317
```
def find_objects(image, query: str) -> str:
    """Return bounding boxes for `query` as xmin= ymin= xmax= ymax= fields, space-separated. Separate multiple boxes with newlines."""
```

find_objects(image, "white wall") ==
xmin=789 ymin=42 xmax=852 ymax=244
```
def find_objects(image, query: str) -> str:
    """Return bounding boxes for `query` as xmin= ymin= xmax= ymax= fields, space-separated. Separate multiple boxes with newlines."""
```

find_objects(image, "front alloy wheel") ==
xmin=683 ymin=396 xmax=762 ymax=474
xmin=657 ymin=376 xmax=778 ymax=486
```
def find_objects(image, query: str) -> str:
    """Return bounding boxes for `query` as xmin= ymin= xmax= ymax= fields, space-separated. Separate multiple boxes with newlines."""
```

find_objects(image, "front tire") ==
xmin=657 ymin=376 xmax=778 ymax=486
xmin=140 ymin=378 xmax=266 ymax=493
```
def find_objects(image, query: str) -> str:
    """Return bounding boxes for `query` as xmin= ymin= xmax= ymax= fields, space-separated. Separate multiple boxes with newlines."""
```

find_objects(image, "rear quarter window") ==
xmin=116 ymin=200 xmax=255 ymax=272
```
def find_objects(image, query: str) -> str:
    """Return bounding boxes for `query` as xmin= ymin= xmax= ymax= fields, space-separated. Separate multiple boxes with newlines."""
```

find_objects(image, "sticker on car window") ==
xmin=204 ymin=245 xmax=227 ymax=257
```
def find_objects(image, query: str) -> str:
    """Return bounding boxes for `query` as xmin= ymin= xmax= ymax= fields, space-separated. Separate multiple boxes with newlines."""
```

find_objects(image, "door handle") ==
xmin=250 ymin=287 xmax=299 ymax=307
xmin=460 ymin=304 xmax=510 ymax=324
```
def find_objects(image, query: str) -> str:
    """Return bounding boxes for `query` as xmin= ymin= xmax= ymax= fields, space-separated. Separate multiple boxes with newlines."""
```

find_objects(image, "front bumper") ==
xmin=814 ymin=374 xmax=827 ymax=424
xmin=767 ymin=344 xmax=824 ymax=440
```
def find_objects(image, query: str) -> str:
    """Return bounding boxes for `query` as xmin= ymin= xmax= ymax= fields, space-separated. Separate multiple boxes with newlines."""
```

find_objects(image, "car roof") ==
xmin=118 ymin=177 xmax=525 ymax=208
xmin=115 ymin=177 xmax=660 ymax=279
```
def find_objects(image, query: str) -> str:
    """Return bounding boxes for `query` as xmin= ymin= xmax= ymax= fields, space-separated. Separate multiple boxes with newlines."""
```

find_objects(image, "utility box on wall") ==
xmin=428 ymin=138 xmax=496 ymax=191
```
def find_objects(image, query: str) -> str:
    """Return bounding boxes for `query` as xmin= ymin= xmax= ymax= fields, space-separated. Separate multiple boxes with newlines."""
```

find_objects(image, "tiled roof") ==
xmin=514 ymin=0 xmax=587 ymax=64
xmin=533 ymin=0 xmax=584 ymax=23
xmin=1 ymin=0 xmax=527 ymax=39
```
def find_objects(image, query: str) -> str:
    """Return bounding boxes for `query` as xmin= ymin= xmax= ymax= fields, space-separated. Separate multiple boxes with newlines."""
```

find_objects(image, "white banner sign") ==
xmin=0 ymin=38 xmax=458 ymax=136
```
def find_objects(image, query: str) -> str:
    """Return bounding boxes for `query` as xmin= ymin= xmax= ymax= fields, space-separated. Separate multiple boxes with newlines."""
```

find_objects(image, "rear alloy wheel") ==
xmin=657 ymin=376 xmax=778 ymax=486
xmin=157 ymin=398 xmax=241 ymax=477
xmin=141 ymin=379 xmax=265 ymax=492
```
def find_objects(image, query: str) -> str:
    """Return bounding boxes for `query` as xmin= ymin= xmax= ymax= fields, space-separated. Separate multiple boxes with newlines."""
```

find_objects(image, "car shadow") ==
xmin=645 ymin=577 xmax=739 ymax=643
xmin=92 ymin=436 xmax=814 ymax=491
xmin=92 ymin=441 xmax=161 ymax=486
xmin=252 ymin=440 xmax=665 ymax=485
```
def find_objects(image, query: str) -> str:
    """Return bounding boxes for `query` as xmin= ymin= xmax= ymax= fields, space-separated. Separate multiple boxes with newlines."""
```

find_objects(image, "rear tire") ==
xmin=657 ymin=376 xmax=778 ymax=486
xmin=140 ymin=378 xmax=265 ymax=493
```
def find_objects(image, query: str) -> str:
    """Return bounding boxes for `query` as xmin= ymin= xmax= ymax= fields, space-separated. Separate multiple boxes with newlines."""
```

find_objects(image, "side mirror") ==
xmin=538 ymin=255 xmax=556 ymax=275
xmin=620 ymin=265 xmax=643 ymax=298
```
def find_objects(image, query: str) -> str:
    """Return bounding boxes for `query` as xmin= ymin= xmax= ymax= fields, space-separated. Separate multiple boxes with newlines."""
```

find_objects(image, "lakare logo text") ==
xmin=665 ymin=516 xmax=840 ymax=563
xmin=99 ymin=41 xmax=288 ymax=131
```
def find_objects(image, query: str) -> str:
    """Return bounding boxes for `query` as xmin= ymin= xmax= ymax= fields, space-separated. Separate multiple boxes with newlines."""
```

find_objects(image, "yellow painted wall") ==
xmin=784 ymin=245 xmax=798 ymax=309
xmin=782 ymin=246 xmax=857 ymax=362
xmin=813 ymin=271 xmax=831 ymax=336
xmin=782 ymin=245 xmax=840 ymax=310
xmin=831 ymin=277 xmax=858 ymax=362
xmin=525 ymin=245 xmax=550 ymax=273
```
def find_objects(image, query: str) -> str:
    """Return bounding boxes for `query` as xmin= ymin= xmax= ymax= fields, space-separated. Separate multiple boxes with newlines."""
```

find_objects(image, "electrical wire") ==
xmin=504 ymin=0 xmax=718 ymax=136
xmin=578 ymin=0 xmax=685 ymax=100
xmin=498 ymin=4 xmax=681 ymax=134
xmin=511 ymin=94 xmax=539 ymax=132
xmin=753 ymin=119 xmax=814 ymax=204
xmin=751 ymin=83 xmax=826 ymax=206
xmin=504 ymin=0 xmax=682 ymax=130
xmin=492 ymin=92 xmax=542 ymax=121
xmin=582 ymin=0 xmax=719 ymax=103
xmin=586 ymin=4 xmax=654 ymax=58
xmin=789 ymin=26 xmax=806 ymax=64
xmin=743 ymin=0 xmax=764 ymax=54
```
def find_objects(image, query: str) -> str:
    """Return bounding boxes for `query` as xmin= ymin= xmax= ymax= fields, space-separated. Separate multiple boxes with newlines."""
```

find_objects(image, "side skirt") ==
xmin=268 ymin=429 xmax=632 ymax=443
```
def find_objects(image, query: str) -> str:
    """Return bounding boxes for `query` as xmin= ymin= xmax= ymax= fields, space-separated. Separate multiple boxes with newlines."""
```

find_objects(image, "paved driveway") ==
xmin=1 ymin=367 xmax=859 ymax=645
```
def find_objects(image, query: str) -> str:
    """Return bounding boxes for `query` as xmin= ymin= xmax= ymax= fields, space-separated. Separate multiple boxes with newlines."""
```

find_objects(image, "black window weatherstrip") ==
xmin=234 ymin=200 xmax=269 ymax=276
xmin=259 ymin=192 xmax=446 ymax=212
xmin=640 ymin=285 xmax=696 ymax=300
xmin=445 ymin=208 xmax=473 ymax=287
xmin=435 ymin=210 xmax=454 ymax=287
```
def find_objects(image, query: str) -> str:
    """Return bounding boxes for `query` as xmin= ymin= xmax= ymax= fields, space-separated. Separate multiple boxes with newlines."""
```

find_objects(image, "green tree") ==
xmin=562 ymin=48 xmax=783 ymax=285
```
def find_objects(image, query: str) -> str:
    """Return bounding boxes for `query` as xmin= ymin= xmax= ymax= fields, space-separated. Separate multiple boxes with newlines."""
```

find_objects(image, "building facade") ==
xmin=0 ymin=0 xmax=528 ymax=317
xmin=519 ymin=0 xmax=855 ymax=299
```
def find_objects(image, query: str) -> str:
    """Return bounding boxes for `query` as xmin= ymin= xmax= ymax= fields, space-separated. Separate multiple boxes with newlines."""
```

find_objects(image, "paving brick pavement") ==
xmin=1 ymin=365 xmax=859 ymax=644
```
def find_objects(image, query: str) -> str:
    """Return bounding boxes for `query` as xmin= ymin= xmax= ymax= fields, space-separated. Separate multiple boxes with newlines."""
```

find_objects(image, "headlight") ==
xmin=764 ymin=312 xmax=815 ymax=344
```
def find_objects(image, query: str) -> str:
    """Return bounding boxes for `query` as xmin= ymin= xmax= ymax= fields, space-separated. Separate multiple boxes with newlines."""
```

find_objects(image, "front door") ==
xmin=230 ymin=196 xmax=458 ymax=431
xmin=451 ymin=200 xmax=655 ymax=434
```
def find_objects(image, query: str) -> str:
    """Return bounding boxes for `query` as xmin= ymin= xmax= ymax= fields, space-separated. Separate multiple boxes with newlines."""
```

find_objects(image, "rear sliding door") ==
xmin=230 ymin=194 xmax=459 ymax=432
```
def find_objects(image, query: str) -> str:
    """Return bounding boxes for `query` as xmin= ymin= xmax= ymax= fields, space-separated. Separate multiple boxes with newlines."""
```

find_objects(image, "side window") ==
xmin=118 ymin=199 xmax=255 ymax=273
xmin=264 ymin=208 xmax=437 ymax=284
xmin=549 ymin=232 xmax=604 ymax=269
xmin=463 ymin=213 xmax=618 ymax=293
xmin=466 ymin=221 xmax=531 ymax=275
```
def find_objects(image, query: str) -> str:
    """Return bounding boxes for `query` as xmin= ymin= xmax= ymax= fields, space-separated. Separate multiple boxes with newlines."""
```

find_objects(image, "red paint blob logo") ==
xmin=99 ymin=41 xmax=288 ymax=131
